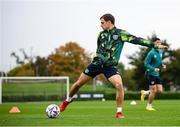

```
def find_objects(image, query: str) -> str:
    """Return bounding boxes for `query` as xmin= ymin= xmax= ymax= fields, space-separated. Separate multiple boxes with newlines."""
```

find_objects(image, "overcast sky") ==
xmin=0 ymin=0 xmax=180 ymax=72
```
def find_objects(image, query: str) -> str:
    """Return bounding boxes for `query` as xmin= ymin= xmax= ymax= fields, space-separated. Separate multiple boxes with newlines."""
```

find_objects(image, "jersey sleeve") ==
xmin=120 ymin=30 xmax=154 ymax=48
xmin=144 ymin=51 xmax=155 ymax=71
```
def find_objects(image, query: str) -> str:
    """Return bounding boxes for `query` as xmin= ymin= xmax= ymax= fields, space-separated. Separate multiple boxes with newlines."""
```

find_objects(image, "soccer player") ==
xmin=59 ymin=14 xmax=167 ymax=119
xmin=141 ymin=37 xmax=167 ymax=111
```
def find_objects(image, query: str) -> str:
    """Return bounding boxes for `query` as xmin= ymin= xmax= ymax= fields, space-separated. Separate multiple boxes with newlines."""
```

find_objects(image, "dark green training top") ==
xmin=92 ymin=27 xmax=154 ymax=67
xmin=144 ymin=48 xmax=163 ymax=76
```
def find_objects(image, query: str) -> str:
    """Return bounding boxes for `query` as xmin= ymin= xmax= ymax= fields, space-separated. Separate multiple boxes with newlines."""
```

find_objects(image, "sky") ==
xmin=0 ymin=0 xmax=180 ymax=72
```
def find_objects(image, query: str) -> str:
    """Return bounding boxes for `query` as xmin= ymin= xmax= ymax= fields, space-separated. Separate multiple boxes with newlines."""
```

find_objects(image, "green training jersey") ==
xmin=144 ymin=48 xmax=163 ymax=76
xmin=92 ymin=27 xmax=154 ymax=67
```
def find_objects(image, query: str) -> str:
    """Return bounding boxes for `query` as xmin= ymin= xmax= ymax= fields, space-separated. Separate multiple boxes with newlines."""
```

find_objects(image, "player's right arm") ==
xmin=144 ymin=51 xmax=156 ymax=71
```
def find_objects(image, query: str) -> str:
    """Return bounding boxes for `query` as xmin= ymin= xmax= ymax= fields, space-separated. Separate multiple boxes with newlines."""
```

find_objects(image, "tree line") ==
xmin=7 ymin=36 xmax=180 ymax=91
xmin=8 ymin=42 xmax=91 ymax=82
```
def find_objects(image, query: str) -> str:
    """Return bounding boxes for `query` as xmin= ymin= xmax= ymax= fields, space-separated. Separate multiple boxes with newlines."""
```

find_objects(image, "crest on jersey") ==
xmin=113 ymin=35 xmax=119 ymax=40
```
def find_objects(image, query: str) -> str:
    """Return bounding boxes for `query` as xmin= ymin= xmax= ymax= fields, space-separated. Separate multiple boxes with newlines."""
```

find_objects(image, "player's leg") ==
xmin=146 ymin=75 xmax=158 ymax=111
xmin=140 ymin=90 xmax=145 ymax=101
xmin=146 ymin=76 xmax=162 ymax=111
xmin=156 ymin=84 xmax=163 ymax=93
xmin=146 ymin=85 xmax=157 ymax=111
xmin=60 ymin=73 xmax=92 ymax=112
xmin=141 ymin=77 xmax=150 ymax=101
xmin=69 ymin=73 xmax=92 ymax=98
xmin=141 ymin=90 xmax=150 ymax=101
xmin=60 ymin=63 xmax=101 ymax=112
xmin=155 ymin=76 xmax=163 ymax=94
xmin=108 ymin=74 xmax=124 ymax=119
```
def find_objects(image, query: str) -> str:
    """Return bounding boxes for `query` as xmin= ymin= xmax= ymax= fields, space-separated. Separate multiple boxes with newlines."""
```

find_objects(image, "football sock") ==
xmin=66 ymin=97 xmax=73 ymax=102
xmin=117 ymin=107 xmax=122 ymax=112
xmin=147 ymin=103 xmax=152 ymax=107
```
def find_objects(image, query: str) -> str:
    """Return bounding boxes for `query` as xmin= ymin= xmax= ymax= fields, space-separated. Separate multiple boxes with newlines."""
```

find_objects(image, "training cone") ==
xmin=9 ymin=106 xmax=21 ymax=113
xmin=130 ymin=100 xmax=137 ymax=105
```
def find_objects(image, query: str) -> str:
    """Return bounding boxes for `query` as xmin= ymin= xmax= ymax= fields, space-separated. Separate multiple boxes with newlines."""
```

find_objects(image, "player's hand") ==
xmin=162 ymin=64 xmax=166 ymax=69
xmin=154 ymin=68 xmax=160 ymax=72
xmin=158 ymin=44 xmax=168 ymax=49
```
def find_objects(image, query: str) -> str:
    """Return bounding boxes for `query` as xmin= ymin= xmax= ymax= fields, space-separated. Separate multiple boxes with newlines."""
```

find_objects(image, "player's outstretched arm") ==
xmin=120 ymin=30 xmax=154 ymax=48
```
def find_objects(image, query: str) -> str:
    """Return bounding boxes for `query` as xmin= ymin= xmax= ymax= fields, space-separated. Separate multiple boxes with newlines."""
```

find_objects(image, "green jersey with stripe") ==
xmin=92 ymin=27 xmax=154 ymax=67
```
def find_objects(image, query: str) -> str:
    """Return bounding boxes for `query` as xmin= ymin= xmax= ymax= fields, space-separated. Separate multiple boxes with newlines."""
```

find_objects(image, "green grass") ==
xmin=3 ymin=83 xmax=67 ymax=96
xmin=0 ymin=100 xmax=180 ymax=126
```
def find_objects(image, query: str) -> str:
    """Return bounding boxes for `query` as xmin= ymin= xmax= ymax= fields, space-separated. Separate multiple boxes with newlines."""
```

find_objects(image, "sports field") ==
xmin=0 ymin=100 xmax=179 ymax=126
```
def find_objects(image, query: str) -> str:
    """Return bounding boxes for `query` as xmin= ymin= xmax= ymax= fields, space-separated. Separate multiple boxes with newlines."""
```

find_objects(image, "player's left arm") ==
xmin=120 ymin=30 xmax=167 ymax=49
xmin=120 ymin=30 xmax=153 ymax=47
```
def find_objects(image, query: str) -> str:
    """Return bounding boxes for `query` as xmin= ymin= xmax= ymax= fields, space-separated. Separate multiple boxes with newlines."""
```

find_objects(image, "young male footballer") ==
xmin=60 ymin=14 xmax=167 ymax=119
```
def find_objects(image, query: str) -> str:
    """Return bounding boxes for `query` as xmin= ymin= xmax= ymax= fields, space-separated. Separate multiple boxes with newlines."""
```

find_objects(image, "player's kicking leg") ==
xmin=59 ymin=73 xmax=92 ymax=112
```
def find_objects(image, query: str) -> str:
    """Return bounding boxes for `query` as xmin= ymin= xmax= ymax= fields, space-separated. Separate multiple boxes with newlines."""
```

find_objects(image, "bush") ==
xmin=105 ymin=91 xmax=180 ymax=100
xmin=3 ymin=95 xmax=63 ymax=102
xmin=2 ymin=91 xmax=180 ymax=102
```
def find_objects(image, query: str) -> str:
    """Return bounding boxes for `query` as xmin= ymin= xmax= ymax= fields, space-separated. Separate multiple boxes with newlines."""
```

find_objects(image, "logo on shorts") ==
xmin=85 ymin=68 xmax=89 ymax=73
xmin=116 ymin=71 xmax=120 ymax=74
xmin=151 ymin=81 xmax=155 ymax=85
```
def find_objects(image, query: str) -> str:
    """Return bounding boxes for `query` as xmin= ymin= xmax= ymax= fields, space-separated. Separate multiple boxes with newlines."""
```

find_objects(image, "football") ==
xmin=46 ymin=104 xmax=60 ymax=118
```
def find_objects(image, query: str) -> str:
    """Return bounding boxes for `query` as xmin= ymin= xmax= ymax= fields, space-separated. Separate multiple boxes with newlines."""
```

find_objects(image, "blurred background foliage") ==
xmin=5 ymin=34 xmax=180 ymax=91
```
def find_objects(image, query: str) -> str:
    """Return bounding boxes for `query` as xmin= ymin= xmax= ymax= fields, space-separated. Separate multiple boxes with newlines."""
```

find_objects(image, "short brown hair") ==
xmin=151 ymin=37 xmax=160 ymax=42
xmin=100 ymin=13 xmax=115 ymax=24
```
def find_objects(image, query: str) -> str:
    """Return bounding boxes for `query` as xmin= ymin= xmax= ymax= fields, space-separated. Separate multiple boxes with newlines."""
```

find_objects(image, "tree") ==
xmin=128 ymin=47 xmax=148 ymax=90
xmin=162 ymin=48 xmax=180 ymax=90
xmin=9 ymin=48 xmax=35 ymax=76
xmin=8 ymin=42 xmax=91 ymax=78
xmin=33 ymin=56 xmax=49 ymax=76
xmin=11 ymin=52 xmax=24 ymax=65
xmin=48 ymin=42 xmax=91 ymax=81
xmin=8 ymin=64 xmax=34 ymax=76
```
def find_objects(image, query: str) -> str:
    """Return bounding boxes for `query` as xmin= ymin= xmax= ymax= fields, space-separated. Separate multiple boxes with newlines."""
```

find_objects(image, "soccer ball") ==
xmin=46 ymin=104 xmax=60 ymax=118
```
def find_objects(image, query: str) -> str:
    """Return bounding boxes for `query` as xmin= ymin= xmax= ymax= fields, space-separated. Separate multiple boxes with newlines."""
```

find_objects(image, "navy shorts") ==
xmin=147 ymin=75 xmax=162 ymax=86
xmin=83 ymin=63 xmax=120 ymax=79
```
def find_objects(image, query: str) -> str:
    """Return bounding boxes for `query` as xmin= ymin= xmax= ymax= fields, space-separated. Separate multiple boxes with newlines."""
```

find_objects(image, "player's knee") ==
xmin=157 ymin=89 xmax=163 ymax=93
xmin=150 ymin=87 xmax=157 ymax=94
xmin=115 ymin=83 xmax=123 ymax=91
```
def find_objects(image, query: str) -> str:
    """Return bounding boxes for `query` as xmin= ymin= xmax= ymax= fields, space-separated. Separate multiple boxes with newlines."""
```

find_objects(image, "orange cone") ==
xmin=9 ymin=106 xmax=21 ymax=113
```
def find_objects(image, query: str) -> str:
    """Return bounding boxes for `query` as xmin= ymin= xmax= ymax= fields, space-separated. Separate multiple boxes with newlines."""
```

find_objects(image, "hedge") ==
xmin=2 ymin=91 xmax=180 ymax=102
xmin=105 ymin=91 xmax=180 ymax=100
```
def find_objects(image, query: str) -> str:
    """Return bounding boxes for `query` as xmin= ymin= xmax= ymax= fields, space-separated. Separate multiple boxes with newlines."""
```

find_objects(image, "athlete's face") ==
xmin=154 ymin=40 xmax=162 ymax=49
xmin=100 ymin=18 xmax=112 ymax=30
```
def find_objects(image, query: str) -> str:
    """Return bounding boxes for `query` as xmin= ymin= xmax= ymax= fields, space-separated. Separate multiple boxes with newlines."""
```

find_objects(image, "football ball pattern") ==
xmin=46 ymin=104 xmax=60 ymax=118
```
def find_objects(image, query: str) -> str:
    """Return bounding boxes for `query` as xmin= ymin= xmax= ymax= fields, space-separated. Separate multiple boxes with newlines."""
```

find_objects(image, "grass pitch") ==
xmin=0 ymin=100 xmax=180 ymax=126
